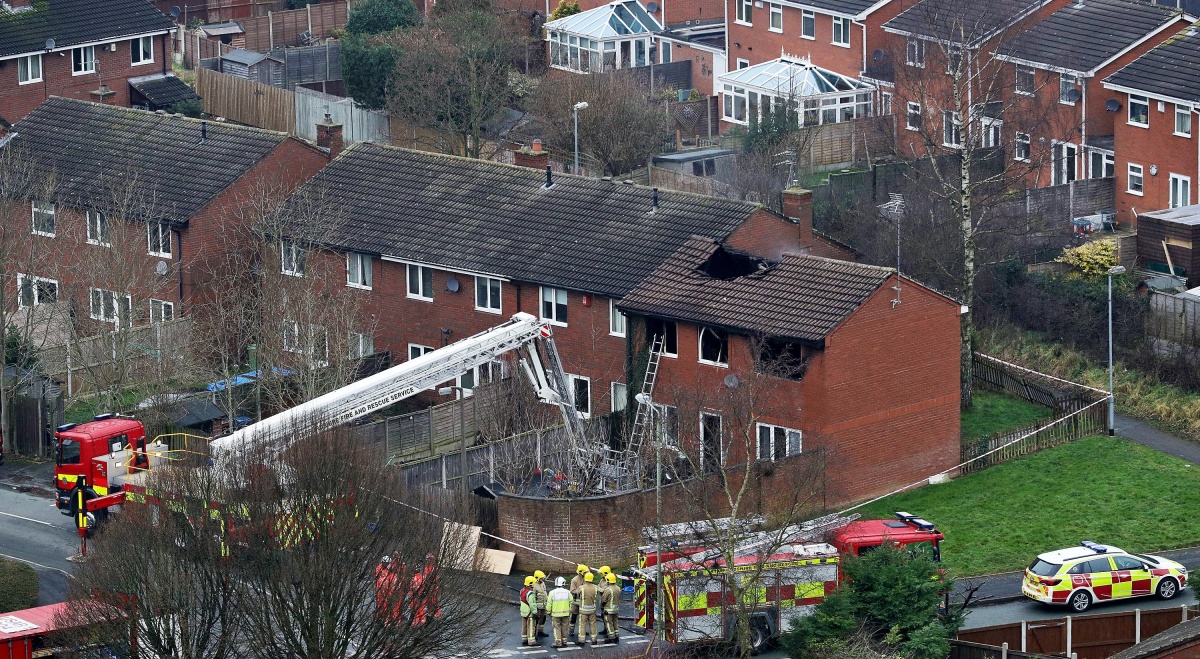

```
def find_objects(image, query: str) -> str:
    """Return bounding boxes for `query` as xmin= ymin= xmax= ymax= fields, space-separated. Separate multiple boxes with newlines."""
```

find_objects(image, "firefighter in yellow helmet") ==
xmin=520 ymin=576 xmax=538 ymax=646
xmin=532 ymin=569 xmax=549 ymax=638
xmin=576 ymin=571 xmax=600 ymax=646
xmin=548 ymin=576 xmax=574 ymax=648
xmin=602 ymin=572 xmax=621 ymax=644
xmin=569 ymin=564 xmax=588 ymax=633
xmin=596 ymin=566 xmax=612 ymax=637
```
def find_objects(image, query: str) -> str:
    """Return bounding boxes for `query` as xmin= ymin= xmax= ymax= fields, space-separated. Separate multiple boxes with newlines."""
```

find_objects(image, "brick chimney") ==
xmin=89 ymin=85 xmax=116 ymax=105
xmin=513 ymin=139 xmax=550 ymax=171
xmin=7 ymin=0 xmax=33 ymax=9
xmin=316 ymin=114 xmax=344 ymax=159
xmin=781 ymin=186 xmax=813 ymax=247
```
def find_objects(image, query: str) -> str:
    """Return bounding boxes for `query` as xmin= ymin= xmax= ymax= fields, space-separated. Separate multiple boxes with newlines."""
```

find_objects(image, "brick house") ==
xmin=0 ymin=0 xmax=184 ymax=127
xmin=275 ymin=141 xmax=852 ymax=414
xmin=2 ymin=97 xmax=328 ymax=329
xmin=992 ymin=0 xmax=1189 ymax=189
xmin=1103 ymin=25 xmax=1200 ymax=226
xmin=617 ymin=231 xmax=962 ymax=506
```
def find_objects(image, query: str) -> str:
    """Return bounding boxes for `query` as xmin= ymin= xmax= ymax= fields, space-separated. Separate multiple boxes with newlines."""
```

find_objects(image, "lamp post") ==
xmin=635 ymin=392 xmax=664 ymax=641
xmin=573 ymin=101 xmax=589 ymax=175
xmin=439 ymin=384 xmax=473 ymax=498
xmin=1107 ymin=265 xmax=1126 ymax=436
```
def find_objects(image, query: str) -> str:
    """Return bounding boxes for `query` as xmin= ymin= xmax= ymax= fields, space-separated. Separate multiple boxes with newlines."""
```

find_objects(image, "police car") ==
xmin=1022 ymin=541 xmax=1188 ymax=612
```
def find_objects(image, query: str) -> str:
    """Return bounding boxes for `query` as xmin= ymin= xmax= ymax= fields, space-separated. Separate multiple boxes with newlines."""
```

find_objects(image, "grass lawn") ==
xmin=855 ymin=436 xmax=1200 ymax=577
xmin=960 ymin=389 xmax=1053 ymax=441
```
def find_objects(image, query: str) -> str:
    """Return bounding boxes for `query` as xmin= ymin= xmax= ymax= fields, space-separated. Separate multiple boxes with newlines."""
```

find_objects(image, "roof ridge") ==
xmin=785 ymin=253 xmax=896 ymax=273
xmin=39 ymin=96 xmax=290 ymax=138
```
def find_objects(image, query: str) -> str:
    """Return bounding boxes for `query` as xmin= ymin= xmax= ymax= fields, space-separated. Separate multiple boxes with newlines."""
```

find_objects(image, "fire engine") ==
xmin=52 ymin=312 xmax=586 ymax=531
xmin=634 ymin=511 xmax=943 ymax=653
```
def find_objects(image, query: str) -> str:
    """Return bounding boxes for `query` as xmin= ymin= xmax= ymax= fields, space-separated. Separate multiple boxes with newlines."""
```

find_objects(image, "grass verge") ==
xmin=855 ymin=436 xmax=1200 ymax=577
xmin=0 ymin=557 xmax=39 ymax=613
xmin=961 ymin=389 xmax=1053 ymax=442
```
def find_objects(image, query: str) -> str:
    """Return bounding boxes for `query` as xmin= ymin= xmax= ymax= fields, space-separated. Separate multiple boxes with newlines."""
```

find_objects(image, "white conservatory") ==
xmin=718 ymin=55 xmax=875 ymax=126
xmin=545 ymin=0 xmax=663 ymax=73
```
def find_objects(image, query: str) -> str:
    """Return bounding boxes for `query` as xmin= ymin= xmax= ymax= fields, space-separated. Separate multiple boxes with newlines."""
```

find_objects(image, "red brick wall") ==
xmin=724 ymin=208 xmax=804 ymax=257
xmin=667 ymin=42 xmax=718 ymax=97
xmin=725 ymin=4 xmax=863 ymax=76
xmin=0 ymin=32 xmax=174 ymax=125
xmin=1112 ymin=91 xmax=1196 ymax=227
xmin=663 ymin=0 xmax=724 ymax=24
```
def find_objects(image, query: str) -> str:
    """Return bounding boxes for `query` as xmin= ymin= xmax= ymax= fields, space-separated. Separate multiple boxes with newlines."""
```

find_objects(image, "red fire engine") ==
xmin=634 ymin=512 xmax=944 ymax=653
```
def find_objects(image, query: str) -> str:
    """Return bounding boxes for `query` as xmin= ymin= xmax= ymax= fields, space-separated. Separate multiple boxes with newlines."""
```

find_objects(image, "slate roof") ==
xmin=8 ymin=97 xmax=288 ymax=223
xmin=0 ymin=0 xmax=174 ymax=59
xmin=884 ymin=0 xmax=1049 ymax=46
xmin=129 ymin=74 xmax=199 ymax=109
xmin=293 ymin=143 xmax=762 ymax=298
xmin=1104 ymin=24 xmax=1200 ymax=102
xmin=618 ymin=237 xmax=894 ymax=343
xmin=998 ymin=0 xmax=1182 ymax=73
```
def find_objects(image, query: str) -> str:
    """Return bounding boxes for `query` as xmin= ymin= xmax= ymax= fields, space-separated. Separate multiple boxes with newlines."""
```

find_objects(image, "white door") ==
xmin=1170 ymin=174 xmax=1191 ymax=208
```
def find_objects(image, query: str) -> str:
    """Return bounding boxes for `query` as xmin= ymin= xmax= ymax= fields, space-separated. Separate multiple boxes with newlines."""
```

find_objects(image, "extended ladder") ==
xmin=624 ymin=334 xmax=664 ymax=461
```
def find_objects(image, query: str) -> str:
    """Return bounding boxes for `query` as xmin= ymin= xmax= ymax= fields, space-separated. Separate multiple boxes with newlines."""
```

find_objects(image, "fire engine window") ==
xmin=857 ymin=544 xmax=880 ymax=555
xmin=58 ymin=439 xmax=80 ymax=464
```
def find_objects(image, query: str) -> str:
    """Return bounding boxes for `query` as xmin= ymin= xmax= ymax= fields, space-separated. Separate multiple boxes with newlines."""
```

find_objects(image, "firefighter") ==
xmin=520 ymin=576 xmax=538 ymax=646
xmin=548 ymin=576 xmax=573 ymax=648
xmin=597 ymin=566 xmax=612 ymax=635
xmin=602 ymin=572 xmax=621 ymax=644
xmin=569 ymin=564 xmax=588 ymax=632
xmin=532 ymin=569 xmax=548 ymax=638
xmin=576 ymin=572 xmax=600 ymax=646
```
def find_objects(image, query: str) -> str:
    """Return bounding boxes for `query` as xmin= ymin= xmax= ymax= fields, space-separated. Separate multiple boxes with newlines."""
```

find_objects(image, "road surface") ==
xmin=0 ymin=483 xmax=77 ymax=605
xmin=963 ymin=588 xmax=1198 ymax=629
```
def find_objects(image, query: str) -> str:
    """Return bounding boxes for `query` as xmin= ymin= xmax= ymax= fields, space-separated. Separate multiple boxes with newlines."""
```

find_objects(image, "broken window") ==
xmin=698 ymin=326 xmax=728 ymax=365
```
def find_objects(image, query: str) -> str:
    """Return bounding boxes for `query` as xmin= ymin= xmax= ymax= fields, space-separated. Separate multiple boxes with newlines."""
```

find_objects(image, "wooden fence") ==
xmin=973 ymin=352 xmax=1106 ymax=413
xmin=957 ymin=605 xmax=1197 ymax=659
xmin=38 ymin=318 xmax=192 ymax=398
xmin=183 ymin=2 xmax=349 ymax=68
xmin=950 ymin=640 xmax=1053 ymax=659
xmin=649 ymin=166 xmax=735 ymax=198
xmin=1148 ymin=292 xmax=1200 ymax=348
xmin=197 ymin=68 xmax=295 ymax=133
xmin=295 ymin=86 xmax=389 ymax=143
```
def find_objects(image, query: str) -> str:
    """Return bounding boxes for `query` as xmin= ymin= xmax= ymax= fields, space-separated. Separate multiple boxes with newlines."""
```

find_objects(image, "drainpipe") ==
xmin=855 ymin=18 xmax=866 ymax=77
xmin=1080 ymin=75 xmax=1087 ymax=178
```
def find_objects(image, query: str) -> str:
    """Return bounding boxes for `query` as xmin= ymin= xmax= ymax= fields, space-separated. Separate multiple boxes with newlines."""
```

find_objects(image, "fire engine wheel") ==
xmin=1157 ymin=578 xmax=1179 ymax=600
xmin=1068 ymin=590 xmax=1091 ymax=613
xmin=743 ymin=619 xmax=770 ymax=656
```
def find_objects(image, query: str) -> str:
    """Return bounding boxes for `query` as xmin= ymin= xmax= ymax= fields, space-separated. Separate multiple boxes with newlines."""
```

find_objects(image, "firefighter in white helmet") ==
xmin=548 ymin=576 xmax=574 ymax=648
xmin=602 ymin=572 xmax=621 ymax=644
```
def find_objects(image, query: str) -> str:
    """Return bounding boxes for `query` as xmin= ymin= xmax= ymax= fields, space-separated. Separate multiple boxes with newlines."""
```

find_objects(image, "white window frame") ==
xmin=540 ymin=286 xmax=568 ymax=326
xmin=905 ymin=37 xmax=924 ymax=68
xmin=1175 ymin=104 xmax=1192 ymax=138
xmin=349 ymin=331 xmax=374 ymax=359
xmin=16 ymin=274 xmax=57 ymax=308
xmin=86 ymin=210 xmax=110 ymax=246
xmin=735 ymin=0 xmax=752 ymax=25
xmin=147 ymin=222 xmax=171 ymax=257
xmin=611 ymin=381 xmax=627 ymax=413
xmin=1052 ymin=141 xmax=1077 ymax=186
xmin=568 ymin=374 xmax=591 ymax=418
xmin=474 ymin=275 xmax=502 ymax=314
xmin=801 ymin=9 xmax=815 ymax=39
xmin=944 ymin=45 xmax=962 ymax=74
xmin=906 ymin=102 xmax=921 ymax=131
xmin=149 ymin=299 xmax=174 ymax=323
xmin=1170 ymin=173 xmax=1191 ymax=208
xmin=1014 ymin=132 xmax=1031 ymax=162
xmin=31 ymin=201 xmax=54 ymax=237
xmin=1128 ymin=94 xmax=1149 ymax=127
xmin=880 ymin=91 xmax=892 ymax=116
xmin=346 ymin=252 xmax=373 ymax=289
xmin=651 ymin=319 xmax=678 ymax=358
xmin=131 ymin=36 xmax=153 ymax=65
xmin=768 ymin=3 xmax=783 ymax=32
xmin=90 ymin=288 xmax=131 ymax=326
xmin=281 ymin=238 xmax=305 ymax=277
xmin=697 ymin=325 xmax=729 ymax=367
xmin=609 ymin=299 xmax=626 ymax=337
xmin=408 ymin=344 xmax=434 ymax=361
xmin=700 ymin=411 xmax=724 ymax=472
xmin=1014 ymin=65 xmax=1035 ymax=96
xmin=17 ymin=54 xmax=41 ymax=84
xmin=942 ymin=110 xmax=962 ymax=148
xmin=736 ymin=58 xmax=750 ymax=70
xmin=282 ymin=320 xmax=301 ymax=353
xmin=1127 ymin=163 xmax=1144 ymax=195
xmin=407 ymin=264 xmax=434 ymax=301
xmin=831 ymin=16 xmax=850 ymax=47
xmin=980 ymin=117 xmax=1002 ymax=148
xmin=756 ymin=422 xmax=802 ymax=461
xmin=1089 ymin=151 xmax=1114 ymax=178
xmin=72 ymin=45 xmax=96 ymax=75
xmin=1058 ymin=73 xmax=1078 ymax=105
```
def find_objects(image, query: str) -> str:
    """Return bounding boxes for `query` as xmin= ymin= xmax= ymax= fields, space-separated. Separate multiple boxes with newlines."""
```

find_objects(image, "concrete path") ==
xmin=1115 ymin=413 xmax=1200 ymax=466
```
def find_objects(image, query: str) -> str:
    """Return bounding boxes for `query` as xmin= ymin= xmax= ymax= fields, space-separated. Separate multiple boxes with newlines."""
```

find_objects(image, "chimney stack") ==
xmin=514 ymin=139 xmax=550 ymax=171
xmin=317 ymin=113 xmax=344 ymax=160
xmin=651 ymin=188 xmax=659 ymax=213
xmin=781 ymin=186 xmax=813 ymax=247
xmin=89 ymin=84 xmax=116 ymax=105
xmin=8 ymin=0 xmax=33 ymax=9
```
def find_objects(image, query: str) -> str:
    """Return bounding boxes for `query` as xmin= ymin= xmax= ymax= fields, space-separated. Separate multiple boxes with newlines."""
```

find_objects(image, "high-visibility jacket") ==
xmin=601 ymin=583 xmax=620 ymax=614
xmin=578 ymin=583 xmax=599 ymax=614
xmin=533 ymin=581 xmax=548 ymax=610
xmin=548 ymin=587 xmax=573 ymax=617
xmin=520 ymin=586 xmax=534 ymax=617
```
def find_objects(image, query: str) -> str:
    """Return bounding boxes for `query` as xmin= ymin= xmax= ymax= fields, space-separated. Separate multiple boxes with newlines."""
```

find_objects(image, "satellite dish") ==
xmin=1105 ymin=98 xmax=1121 ymax=112
xmin=170 ymin=5 xmax=181 ymax=18
xmin=44 ymin=37 xmax=55 ymax=51
xmin=446 ymin=277 xmax=460 ymax=293
xmin=1065 ymin=88 xmax=1082 ymax=103
xmin=155 ymin=261 xmax=169 ymax=276
xmin=646 ymin=1 xmax=659 ymax=11
xmin=872 ymin=49 xmax=885 ymax=62
xmin=723 ymin=374 xmax=740 ymax=389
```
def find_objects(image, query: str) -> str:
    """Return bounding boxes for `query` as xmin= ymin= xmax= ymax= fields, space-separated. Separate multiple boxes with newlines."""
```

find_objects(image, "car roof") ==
xmin=1037 ymin=544 xmax=1127 ymax=564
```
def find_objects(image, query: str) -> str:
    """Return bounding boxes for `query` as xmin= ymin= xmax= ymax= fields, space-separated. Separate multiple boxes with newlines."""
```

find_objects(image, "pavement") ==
xmin=1114 ymin=413 xmax=1200 ymax=466
xmin=0 ymin=460 xmax=76 ymax=607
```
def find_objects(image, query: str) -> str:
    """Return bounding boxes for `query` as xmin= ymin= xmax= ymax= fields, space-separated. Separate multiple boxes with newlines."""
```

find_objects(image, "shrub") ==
xmin=169 ymin=97 xmax=203 ymax=118
xmin=1054 ymin=240 xmax=1117 ymax=278
xmin=345 ymin=0 xmax=419 ymax=35
xmin=550 ymin=0 xmax=581 ymax=20
xmin=0 ymin=558 xmax=39 ymax=613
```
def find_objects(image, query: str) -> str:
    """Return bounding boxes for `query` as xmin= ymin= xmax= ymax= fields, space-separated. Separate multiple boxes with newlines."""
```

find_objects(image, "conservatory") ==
xmin=718 ymin=56 xmax=875 ymax=126
xmin=545 ymin=0 xmax=663 ymax=74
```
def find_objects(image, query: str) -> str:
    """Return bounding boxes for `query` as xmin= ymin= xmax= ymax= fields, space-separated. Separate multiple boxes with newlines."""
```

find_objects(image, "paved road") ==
xmin=0 ymin=481 xmax=77 ymax=606
xmin=964 ymin=589 xmax=1197 ymax=629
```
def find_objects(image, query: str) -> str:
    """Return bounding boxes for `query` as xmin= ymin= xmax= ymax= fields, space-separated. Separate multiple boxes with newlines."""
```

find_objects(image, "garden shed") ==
xmin=1137 ymin=205 xmax=1200 ymax=288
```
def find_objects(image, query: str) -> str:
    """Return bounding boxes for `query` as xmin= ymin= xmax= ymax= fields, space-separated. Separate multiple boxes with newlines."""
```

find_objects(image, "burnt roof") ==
xmin=618 ymin=237 xmax=894 ymax=343
xmin=8 ymin=97 xmax=287 ymax=223
xmin=1104 ymin=24 xmax=1200 ymax=102
xmin=291 ymin=144 xmax=761 ymax=298
xmin=884 ymin=0 xmax=1049 ymax=46
xmin=0 ymin=0 xmax=174 ymax=59
xmin=999 ymin=0 xmax=1182 ymax=73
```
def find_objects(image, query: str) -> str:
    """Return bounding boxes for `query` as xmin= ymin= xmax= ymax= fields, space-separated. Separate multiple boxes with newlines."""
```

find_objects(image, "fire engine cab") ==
xmin=53 ymin=414 xmax=168 ymax=528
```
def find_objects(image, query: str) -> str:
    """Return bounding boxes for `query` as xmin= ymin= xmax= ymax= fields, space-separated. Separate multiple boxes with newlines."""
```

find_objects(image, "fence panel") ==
xmin=956 ymin=607 xmax=1197 ymax=659
xmin=197 ymin=68 xmax=296 ymax=133
xmin=276 ymin=42 xmax=342 ymax=89
xmin=242 ymin=2 xmax=350 ymax=52
xmin=1148 ymin=292 xmax=1200 ymax=348
xmin=295 ymin=86 xmax=390 ymax=143
xmin=949 ymin=640 xmax=1053 ymax=659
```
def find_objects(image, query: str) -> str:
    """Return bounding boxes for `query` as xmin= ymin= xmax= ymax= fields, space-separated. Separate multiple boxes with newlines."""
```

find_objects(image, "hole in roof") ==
xmin=699 ymin=245 xmax=771 ymax=280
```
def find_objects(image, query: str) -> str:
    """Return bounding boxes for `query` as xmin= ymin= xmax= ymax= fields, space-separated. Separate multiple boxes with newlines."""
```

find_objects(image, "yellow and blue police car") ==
xmin=1022 ymin=541 xmax=1187 ymax=612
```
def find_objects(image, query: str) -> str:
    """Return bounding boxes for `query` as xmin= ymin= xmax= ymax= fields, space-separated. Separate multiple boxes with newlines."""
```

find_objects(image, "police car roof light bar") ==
xmin=1081 ymin=540 xmax=1108 ymax=553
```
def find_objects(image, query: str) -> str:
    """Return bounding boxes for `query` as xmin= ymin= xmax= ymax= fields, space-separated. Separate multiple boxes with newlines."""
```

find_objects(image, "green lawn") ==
xmin=855 ymin=436 xmax=1200 ymax=577
xmin=960 ymin=389 xmax=1054 ymax=441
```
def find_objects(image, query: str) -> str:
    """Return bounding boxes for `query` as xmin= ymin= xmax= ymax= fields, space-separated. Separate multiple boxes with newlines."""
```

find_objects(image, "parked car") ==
xmin=1022 ymin=541 xmax=1187 ymax=612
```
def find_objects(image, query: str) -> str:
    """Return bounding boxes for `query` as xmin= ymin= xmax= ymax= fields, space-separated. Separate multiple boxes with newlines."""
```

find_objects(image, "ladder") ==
xmin=624 ymin=334 xmax=664 ymax=461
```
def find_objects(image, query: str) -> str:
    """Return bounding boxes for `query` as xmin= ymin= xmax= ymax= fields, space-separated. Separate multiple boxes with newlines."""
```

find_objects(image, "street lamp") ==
xmin=573 ymin=101 xmax=589 ymax=175
xmin=439 ymin=385 xmax=473 ymax=498
xmin=635 ymin=392 xmax=665 ymax=640
xmin=1106 ymin=265 xmax=1126 ymax=436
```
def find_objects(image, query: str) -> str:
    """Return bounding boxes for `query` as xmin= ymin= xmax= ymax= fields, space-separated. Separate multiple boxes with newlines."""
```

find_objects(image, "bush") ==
xmin=0 ymin=558 xmax=39 ymax=613
xmin=342 ymin=35 xmax=400 ymax=111
xmin=345 ymin=0 xmax=419 ymax=35
xmin=169 ymin=97 xmax=203 ymax=118
xmin=1054 ymin=240 xmax=1117 ymax=278
xmin=550 ymin=0 xmax=581 ymax=20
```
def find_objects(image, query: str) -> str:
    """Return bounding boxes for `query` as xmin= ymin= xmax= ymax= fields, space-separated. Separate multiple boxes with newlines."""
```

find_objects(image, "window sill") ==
xmin=801 ymin=34 xmax=815 ymax=40
xmin=768 ymin=26 xmax=783 ymax=33
xmin=132 ymin=60 xmax=154 ymax=66
xmin=1174 ymin=132 xmax=1193 ymax=138
xmin=543 ymin=318 xmax=568 ymax=327
xmin=475 ymin=306 xmax=503 ymax=315
xmin=609 ymin=330 xmax=626 ymax=338
xmin=661 ymin=352 xmax=678 ymax=359
xmin=86 ymin=240 xmax=111 ymax=247
xmin=943 ymin=143 xmax=964 ymax=150
xmin=148 ymin=251 xmax=172 ymax=259
xmin=1127 ymin=121 xmax=1149 ymax=128
xmin=18 ymin=79 xmax=42 ymax=86
xmin=698 ymin=359 xmax=729 ymax=368
xmin=1015 ymin=90 xmax=1034 ymax=97
xmin=1014 ymin=157 xmax=1031 ymax=163
xmin=1058 ymin=100 xmax=1076 ymax=106
xmin=282 ymin=271 xmax=305 ymax=278
xmin=72 ymin=69 xmax=96 ymax=77
xmin=32 ymin=231 xmax=55 ymax=238
xmin=346 ymin=282 xmax=373 ymax=291
xmin=734 ymin=20 xmax=753 ymax=26
xmin=407 ymin=294 xmax=434 ymax=302
xmin=831 ymin=41 xmax=851 ymax=48
xmin=1126 ymin=189 xmax=1144 ymax=196
xmin=722 ymin=117 xmax=749 ymax=125
xmin=906 ymin=62 xmax=925 ymax=68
